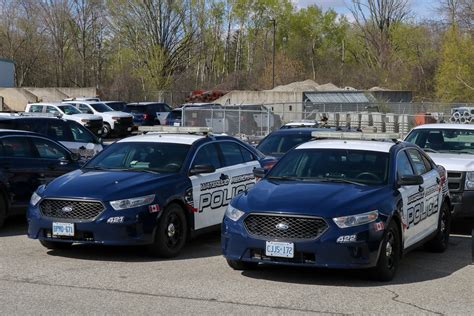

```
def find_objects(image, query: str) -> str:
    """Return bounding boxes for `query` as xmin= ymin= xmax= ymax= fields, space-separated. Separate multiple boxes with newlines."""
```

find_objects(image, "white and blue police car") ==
xmin=222 ymin=132 xmax=451 ymax=281
xmin=27 ymin=127 xmax=275 ymax=257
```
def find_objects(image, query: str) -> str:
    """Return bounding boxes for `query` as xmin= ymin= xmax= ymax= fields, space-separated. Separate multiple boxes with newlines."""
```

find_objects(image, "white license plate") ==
xmin=265 ymin=241 xmax=294 ymax=258
xmin=127 ymin=127 xmax=132 ymax=131
xmin=52 ymin=222 xmax=74 ymax=237
xmin=173 ymin=122 xmax=181 ymax=126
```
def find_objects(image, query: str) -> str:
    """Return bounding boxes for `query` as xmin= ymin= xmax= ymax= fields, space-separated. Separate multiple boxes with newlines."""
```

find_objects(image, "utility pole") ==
xmin=270 ymin=19 xmax=276 ymax=89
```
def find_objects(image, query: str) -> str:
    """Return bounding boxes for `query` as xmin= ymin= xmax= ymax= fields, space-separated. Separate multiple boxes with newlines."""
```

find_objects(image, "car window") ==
xmin=16 ymin=119 xmax=46 ymax=134
xmin=45 ymin=121 xmax=73 ymax=142
xmin=407 ymin=149 xmax=428 ymax=175
xmin=219 ymin=142 xmax=245 ymax=166
xmin=77 ymin=104 xmax=93 ymax=114
xmin=29 ymin=105 xmax=44 ymax=113
xmin=0 ymin=137 xmax=34 ymax=158
xmin=240 ymin=145 xmax=257 ymax=162
xmin=68 ymin=121 xmax=95 ymax=143
xmin=31 ymin=138 xmax=68 ymax=159
xmin=58 ymin=105 xmax=82 ymax=115
xmin=46 ymin=106 xmax=60 ymax=115
xmin=257 ymin=133 xmax=312 ymax=156
xmin=193 ymin=143 xmax=221 ymax=169
xmin=396 ymin=151 xmax=415 ymax=177
xmin=420 ymin=152 xmax=434 ymax=172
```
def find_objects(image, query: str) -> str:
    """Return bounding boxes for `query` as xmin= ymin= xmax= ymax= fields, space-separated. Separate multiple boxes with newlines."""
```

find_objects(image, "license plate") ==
xmin=173 ymin=122 xmax=181 ymax=126
xmin=265 ymin=241 xmax=294 ymax=258
xmin=52 ymin=222 xmax=74 ymax=237
xmin=127 ymin=127 xmax=132 ymax=131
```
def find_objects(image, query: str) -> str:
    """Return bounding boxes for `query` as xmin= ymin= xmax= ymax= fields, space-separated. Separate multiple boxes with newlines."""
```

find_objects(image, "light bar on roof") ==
xmin=311 ymin=131 xmax=401 ymax=140
xmin=138 ymin=126 xmax=212 ymax=133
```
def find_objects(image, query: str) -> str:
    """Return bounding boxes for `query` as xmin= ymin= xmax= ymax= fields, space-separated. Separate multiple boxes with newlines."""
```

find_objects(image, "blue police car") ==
xmin=222 ymin=132 xmax=451 ymax=281
xmin=27 ymin=127 xmax=273 ymax=257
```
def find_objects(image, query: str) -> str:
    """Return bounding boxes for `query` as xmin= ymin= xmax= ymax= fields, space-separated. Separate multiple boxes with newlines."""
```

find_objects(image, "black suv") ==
xmin=0 ymin=130 xmax=80 ymax=227
xmin=124 ymin=102 xmax=172 ymax=126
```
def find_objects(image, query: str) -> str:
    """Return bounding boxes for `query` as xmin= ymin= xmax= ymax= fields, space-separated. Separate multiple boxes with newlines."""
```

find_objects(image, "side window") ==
xmin=46 ymin=106 xmax=60 ymax=115
xmin=192 ymin=144 xmax=221 ymax=170
xmin=420 ymin=152 xmax=434 ymax=172
xmin=396 ymin=151 xmax=415 ymax=177
xmin=0 ymin=137 xmax=34 ymax=158
xmin=31 ymin=138 xmax=67 ymax=159
xmin=29 ymin=105 xmax=44 ymax=113
xmin=68 ymin=121 xmax=94 ymax=143
xmin=219 ymin=142 xmax=245 ymax=167
xmin=407 ymin=149 xmax=428 ymax=175
xmin=78 ymin=104 xmax=92 ymax=114
xmin=240 ymin=146 xmax=257 ymax=162
xmin=164 ymin=104 xmax=172 ymax=112
xmin=16 ymin=119 xmax=45 ymax=134
xmin=45 ymin=121 xmax=73 ymax=142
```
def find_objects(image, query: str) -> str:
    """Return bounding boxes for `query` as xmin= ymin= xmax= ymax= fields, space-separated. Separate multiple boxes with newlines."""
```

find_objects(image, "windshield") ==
xmin=58 ymin=105 xmax=82 ymax=115
xmin=257 ymin=133 xmax=312 ymax=156
xmin=267 ymin=148 xmax=389 ymax=185
xmin=124 ymin=105 xmax=146 ymax=114
xmin=84 ymin=142 xmax=190 ymax=173
xmin=405 ymin=128 xmax=474 ymax=154
xmin=90 ymin=102 xmax=113 ymax=113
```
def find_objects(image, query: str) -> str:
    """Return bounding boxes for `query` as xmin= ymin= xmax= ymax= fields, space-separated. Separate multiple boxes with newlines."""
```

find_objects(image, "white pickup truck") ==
xmin=405 ymin=123 xmax=474 ymax=218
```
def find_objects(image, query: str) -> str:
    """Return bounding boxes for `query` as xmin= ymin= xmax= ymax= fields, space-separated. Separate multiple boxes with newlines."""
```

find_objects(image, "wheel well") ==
xmin=164 ymin=199 xmax=192 ymax=233
xmin=443 ymin=196 xmax=452 ymax=213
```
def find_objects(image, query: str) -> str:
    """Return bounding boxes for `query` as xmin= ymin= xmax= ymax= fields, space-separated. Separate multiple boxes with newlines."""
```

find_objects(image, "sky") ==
xmin=294 ymin=0 xmax=442 ymax=21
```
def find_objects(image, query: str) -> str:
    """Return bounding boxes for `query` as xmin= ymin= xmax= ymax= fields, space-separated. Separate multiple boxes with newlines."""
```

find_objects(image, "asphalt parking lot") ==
xmin=0 ymin=217 xmax=472 ymax=315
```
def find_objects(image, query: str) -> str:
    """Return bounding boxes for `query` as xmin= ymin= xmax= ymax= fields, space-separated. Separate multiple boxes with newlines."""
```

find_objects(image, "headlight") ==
xmin=30 ymin=192 xmax=42 ymax=207
xmin=465 ymin=172 xmax=474 ymax=190
xmin=225 ymin=204 xmax=245 ymax=222
xmin=110 ymin=194 xmax=155 ymax=211
xmin=333 ymin=210 xmax=378 ymax=228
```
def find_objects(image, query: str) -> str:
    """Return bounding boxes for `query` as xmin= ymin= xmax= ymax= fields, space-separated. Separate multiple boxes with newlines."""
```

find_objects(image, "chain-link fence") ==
xmin=177 ymin=102 xmax=474 ymax=138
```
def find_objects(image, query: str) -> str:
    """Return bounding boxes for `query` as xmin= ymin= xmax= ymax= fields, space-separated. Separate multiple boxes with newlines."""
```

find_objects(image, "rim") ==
xmin=164 ymin=212 xmax=182 ymax=249
xmin=385 ymin=230 xmax=396 ymax=270
xmin=440 ymin=208 xmax=449 ymax=244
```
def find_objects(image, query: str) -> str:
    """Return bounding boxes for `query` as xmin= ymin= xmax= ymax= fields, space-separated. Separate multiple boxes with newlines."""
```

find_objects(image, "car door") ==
xmin=0 ymin=136 xmax=41 ymax=208
xmin=29 ymin=136 xmax=76 ymax=182
xmin=155 ymin=104 xmax=171 ymax=125
xmin=406 ymin=148 xmax=440 ymax=243
xmin=76 ymin=103 xmax=94 ymax=115
xmin=189 ymin=142 xmax=227 ymax=230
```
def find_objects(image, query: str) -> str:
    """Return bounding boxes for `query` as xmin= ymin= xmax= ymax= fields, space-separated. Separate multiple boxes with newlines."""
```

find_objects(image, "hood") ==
xmin=427 ymin=153 xmax=474 ymax=172
xmin=43 ymin=169 xmax=176 ymax=200
xmin=68 ymin=113 xmax=102 ymax=121
xmin=104 ymin=111 xmax=133 ymax=118
xmin=236 ymin=179 xmax=392 ymax=218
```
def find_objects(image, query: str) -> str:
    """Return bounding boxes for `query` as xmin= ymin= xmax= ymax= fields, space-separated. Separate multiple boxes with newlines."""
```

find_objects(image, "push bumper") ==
xmin=27 ymin=204 xmax=159 ymax=245
xmin=221 ymin=215 xmax=386 ymax=269
xmin=450 ymin=190 xmax=474 ymax=218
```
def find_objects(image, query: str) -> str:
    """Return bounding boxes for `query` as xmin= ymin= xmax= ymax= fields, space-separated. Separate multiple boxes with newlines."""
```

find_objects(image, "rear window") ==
xmin=257 ymin=133 xmax=312 ymax=156
xmin=124 ymin=105 xmax=146 ymax=114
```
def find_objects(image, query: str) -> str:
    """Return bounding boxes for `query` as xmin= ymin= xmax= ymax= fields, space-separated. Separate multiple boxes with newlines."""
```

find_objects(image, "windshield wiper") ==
xmin=267 ymin=176 xmax=299 ymax=181
xmin=454 ymin=150 xmax=474 ymax=154
xmin=317 ymin=178 xmax=367 ymax=186
xmin=128 ymin=168 xmax=160 ymax=174
xmin=423 ymin=148 xmax=439 ymax=153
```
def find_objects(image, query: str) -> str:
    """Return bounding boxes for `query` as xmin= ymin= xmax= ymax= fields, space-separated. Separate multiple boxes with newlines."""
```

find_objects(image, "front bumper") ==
xmin=27 ymin=202 xmax=159 ymax=245
xmin=83 ymin=120 xmax=103 ymax=136
xmin=221 ymin=214 xmax=386 ymax=269
xmin=112 ymin=118 xmax=133 ymax=134
xmin=450 ymin=190 xmax=474 ymax=218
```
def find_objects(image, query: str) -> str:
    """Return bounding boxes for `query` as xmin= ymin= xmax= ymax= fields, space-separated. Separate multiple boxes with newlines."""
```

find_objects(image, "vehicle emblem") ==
xmin=275 ymin=223 xmax=289 ymax=230
xmin=61 ymin=206 xmax=73 ymax=213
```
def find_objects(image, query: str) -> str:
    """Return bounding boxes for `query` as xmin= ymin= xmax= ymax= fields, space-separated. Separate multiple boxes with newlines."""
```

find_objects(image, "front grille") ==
xmin=39 ymin=199 xmax=105 ymax=221
xmin=117 ymin=117 xmax=133 ymax=126
xmin=244 ymin=214 xmax=328 ymax=240
xmin=447 ymin=171 xmax=465 ymax=192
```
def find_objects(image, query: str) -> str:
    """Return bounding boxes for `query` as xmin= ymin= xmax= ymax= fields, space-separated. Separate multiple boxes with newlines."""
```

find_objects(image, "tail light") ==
xmin=143 ymin=113 xmax=150 ymax=120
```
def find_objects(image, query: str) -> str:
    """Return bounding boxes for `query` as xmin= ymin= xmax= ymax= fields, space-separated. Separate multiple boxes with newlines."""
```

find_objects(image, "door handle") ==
xmin=220 ymin=174 xmax=229 ymax=180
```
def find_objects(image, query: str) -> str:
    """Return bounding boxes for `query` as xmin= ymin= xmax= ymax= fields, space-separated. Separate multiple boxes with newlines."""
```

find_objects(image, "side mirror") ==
xmin=253 ymin=167 xmax=267 ymax=179
xmin=70 ymin=153 xmax=80 ymax=161
xmin=397 ymin=175 xmax=424 ymax=186
xmin=190 ymin=164 xmax=216 ymax=175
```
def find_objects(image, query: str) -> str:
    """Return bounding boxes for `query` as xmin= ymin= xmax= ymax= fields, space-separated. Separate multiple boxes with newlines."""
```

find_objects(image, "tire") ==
xmin=0 ymin=195 xmax=6 ymax=229
xmin=147 ymin=203 xmax=187 ymax=258
xmin=102 ymin=123 xmax=111 ymax=138
xmin=425 ymin=202 xmax=450 ymax=253
xmin=370 ymin=221 xmax=401 ymax=282
xmin=226 ymin=259 xmax=258 ymax=270
xmin=39 ymin=240 xmax=73 ymax=250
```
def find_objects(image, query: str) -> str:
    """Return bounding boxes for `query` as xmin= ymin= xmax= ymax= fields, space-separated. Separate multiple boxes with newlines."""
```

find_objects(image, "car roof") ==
xmin=0 ymin=129 xmax=45 ymax=137
xmin=127 ymin=102 xmax=167 ymax=105
xmin=118 ymin=133 xmax=205 ymax=145
xmin=28 ymin=102 xmax=68 ymax=107
xmin=411 ymin=123 xmax=474 ymax=130
xmin=297 ymin=139 xmax=395 ymax=153
xmin=0 ymin=116 xmax=62 ymax=121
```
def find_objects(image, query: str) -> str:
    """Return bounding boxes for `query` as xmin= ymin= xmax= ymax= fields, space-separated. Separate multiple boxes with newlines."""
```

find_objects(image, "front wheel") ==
xmin=102 ymin=123 xmax=111 ymax=138
xmin=147 ymin=204 xmax=187 ymax=258
xmin=370 ymin=221 xmax=400 ymax=282
xmin=39 ymin=240 xmax=73 ymax=250
xmin=425 ymin=202 xmax=450 ymax=253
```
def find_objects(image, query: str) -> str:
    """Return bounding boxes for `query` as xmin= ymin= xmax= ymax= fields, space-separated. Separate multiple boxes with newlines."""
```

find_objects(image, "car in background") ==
xmin=63 ymin=97 xmax=101 ymax=102
xmin=166 ymin=103 xmax=222 ymax=127
xmin=280 ymin=120 xmax=320 ymax=129
xmin=125 ymin=102 xmax=172 ymax=126
xmin=0 ymin=130 xmax=80 ymax=228
xmin=102 ymin=101 xmax=127 ymax=112
xmin=25 ymin=102 xmax=103 ymax=136
xmin=224 ymin=104 xmax=282 ymax=134
xmin=27 ymin=127 xmax=276 ymax=256
xmin=222 ymin=132 xmax=451 ymax=281
xmin=405 ymin=123 xmax=474 ymax=218
xmin=0 ymin=116 xmax=103 ymax=159
xmin=65 ymin=101 xmax=133 ymax=138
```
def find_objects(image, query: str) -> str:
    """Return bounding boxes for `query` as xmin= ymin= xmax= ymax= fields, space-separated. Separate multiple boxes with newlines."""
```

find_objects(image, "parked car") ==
xmin=166 ymin=103 xmax=222 ymax=127
xmin=0 ymin=130 xmax=80 ymax=228
xmin=224 ymin=104 xmax=282 ymax=134
xmin=27 ymin=127 xmax=276 ymax=256
xmin=65 ymin=101 xmax=133 ymax=137
xmin=63 ymin=97 xmax=100 ymax=102
xmin=222 ymin=131 xmax=451 ymax=281
xmin=25 ymin=102 xmax=103 ymax=136
xmin=125 ymin=102 xmax=172 ymax=126
xmin=102 ymin=101 xmax=127 ymax=112
xmin=405 ymin=123 xmax=474 ymax=218
xmin=280 ymin=120 xmax=320 ymax=129
xmin=0 ymin=116 xmax=103 ymax=159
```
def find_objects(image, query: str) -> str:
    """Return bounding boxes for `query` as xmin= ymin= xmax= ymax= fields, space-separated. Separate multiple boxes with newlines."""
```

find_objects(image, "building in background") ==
xmin=0 ymin=59 xmax=15 ymax=88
